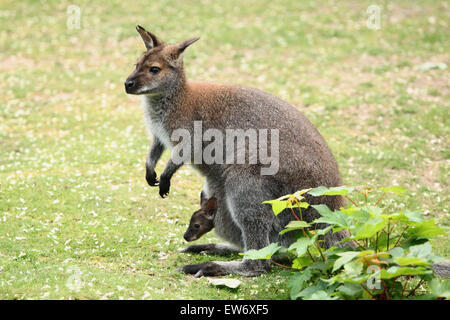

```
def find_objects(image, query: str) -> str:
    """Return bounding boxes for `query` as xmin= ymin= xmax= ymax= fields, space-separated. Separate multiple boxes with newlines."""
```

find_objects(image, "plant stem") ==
xmin=386 ymin=221 xmax=390 ymax=250
xmin=407 ymin=279 xmax=424 ymax=297
xmin=354 ymin=240 xmax=366 ymax=250
xmin=396 ymin=237 xmax=412 ymax=247
xmin=401 ymin=276 xmax=411 ymax=299
xmin=375 ymin=192 xmax=385 ymax=206
xmin=306 ymin=249 xmax=316 ymax=262
xmin=389 ymin=277 xmax=398 ymax=299
xmin=293 ymin=198 xmax=304 ymax=221
xmin=290 ymin=206 xmax=302 ymax=222
xmin=375 ymin=261 xmax=388 ymax=300
xmin=345 ymin=195 xmax=359 ymax=207
xmin=360 ymin=283 xmax=376 ymax=299
xmin=393 ymin=227 xmax=409 ymax=248
xmin=375 ymin=232 xmax=379 ymax=253
xmin=270 ymin=259 xmax=301 ymax=270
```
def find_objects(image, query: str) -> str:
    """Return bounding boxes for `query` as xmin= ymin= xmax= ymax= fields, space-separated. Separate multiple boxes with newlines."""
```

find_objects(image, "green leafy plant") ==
xmin=244 ymin=186 xmax=449 ymax=300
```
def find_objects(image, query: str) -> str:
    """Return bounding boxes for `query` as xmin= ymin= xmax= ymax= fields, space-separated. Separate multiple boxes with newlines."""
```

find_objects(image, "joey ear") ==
xmin=205 ymin=197 xmax=217 ymax=218
xmin=136 ymin=25 xmax=163 ymax=50
xmin=200 ymin=191 xmax=207 ymax=206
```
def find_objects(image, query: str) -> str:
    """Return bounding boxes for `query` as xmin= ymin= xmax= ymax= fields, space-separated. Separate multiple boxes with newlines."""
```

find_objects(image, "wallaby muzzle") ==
xmin=124 ymin=77 xmax=140 ymax=94
xmin=183 ymin=232 xmax=197 ymax=242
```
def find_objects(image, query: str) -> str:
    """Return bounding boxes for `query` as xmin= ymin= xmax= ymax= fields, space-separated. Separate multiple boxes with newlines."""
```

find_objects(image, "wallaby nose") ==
xmin=183 ymin=233 xmax=195 ymax=242
xmin=124 ymin=79 xmax=135 ymax=91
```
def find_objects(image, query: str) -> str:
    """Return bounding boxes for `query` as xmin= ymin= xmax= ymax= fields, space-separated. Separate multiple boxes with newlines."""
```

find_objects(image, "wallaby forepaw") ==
xmin=145 ymin=168 xmax=159 ymax=187
xmin=159 ymin=178 xmax=170 ymax=198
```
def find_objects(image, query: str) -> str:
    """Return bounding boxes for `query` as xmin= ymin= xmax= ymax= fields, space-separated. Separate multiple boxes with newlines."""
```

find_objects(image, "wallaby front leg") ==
xmin=159 ymin=158 xmax=183 ymax=198
xmin=146 ymin=138 xmax=164 ymax=186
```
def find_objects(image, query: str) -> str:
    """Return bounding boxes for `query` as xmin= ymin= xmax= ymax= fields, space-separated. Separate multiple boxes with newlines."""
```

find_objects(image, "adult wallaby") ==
xmin=125 ymin=26 xmax=350 ymax=277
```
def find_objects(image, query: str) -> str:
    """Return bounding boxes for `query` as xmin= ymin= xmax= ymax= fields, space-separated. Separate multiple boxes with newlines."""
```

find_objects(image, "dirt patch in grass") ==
xmin=0 ymin=55 xmax=36 ymax=71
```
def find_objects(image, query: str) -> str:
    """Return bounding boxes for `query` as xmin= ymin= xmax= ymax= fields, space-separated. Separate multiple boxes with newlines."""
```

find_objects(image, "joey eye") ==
xmin=194 ymin=224 xmax=200 ymax=229
xmin=149 ymin=67 xmax=161 ymax=74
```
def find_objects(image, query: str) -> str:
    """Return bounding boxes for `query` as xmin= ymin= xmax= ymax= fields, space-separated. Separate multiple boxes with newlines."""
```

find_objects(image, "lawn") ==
xmin=0 ymin=0 xmax=448 ymax=299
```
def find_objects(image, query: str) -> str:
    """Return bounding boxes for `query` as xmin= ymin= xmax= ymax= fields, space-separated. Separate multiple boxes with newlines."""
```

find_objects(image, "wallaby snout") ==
xmin=183 ymin=232 xmax=198 ymax=242
xmin=124 ymin=78 xmax=137 ymax=94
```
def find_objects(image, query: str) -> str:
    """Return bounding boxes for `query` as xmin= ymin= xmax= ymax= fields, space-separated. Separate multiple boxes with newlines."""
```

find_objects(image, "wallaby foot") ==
xmin=181 ymin=243 xmax=240 ymax=256
xmin=178 ymin=259 xmax=271 ymax=277
xmin=145 ymin=167 xmax=159 ymax=187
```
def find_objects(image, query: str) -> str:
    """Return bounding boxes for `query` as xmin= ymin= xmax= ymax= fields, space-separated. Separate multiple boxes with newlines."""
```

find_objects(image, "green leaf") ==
xmin=243 ymin=243 xmax=282 ymax=260
xmin=361 ymin=205 xmax=383 ymax=216
xmin=280 ymin=220 xmax=310 ymax=235
xmin=343 ymin=261 xmax=364 ymax=278
xmin=292 ymin=256 xmax=313 ymax=269
xmin=308 ymin=186 xmax=354 ymax=196
xmin=407 ymin=242 xmax=433 ymax=260
xmin=312 ymin=225 xmax=334 ymax=236
xmin=388 ymin=247 xmax=404 ymax=259
xmin=395 ymin=257 xmax=430 ymax=267
xmin=353 ymin=217 xmax=386 ymax=239
xmin=430 ymin=278 xmax=450 ymax=298
xmin=296 ymin=281 xmax=335 ymax=300
xmin=287 ymin=201 xmax=309 ymax=210
xmin=333 ymin=251 xmax=360 ymax=272
xmin=337 ymin=283 xmax=363 ymax=298
xmin=403 ymin=211 xmax=425 ymax=223
xmin=341 ymin=207 xmax=371 ymax=225
xmin=292 ymin=188 xmax=313 ymax=197
xmin=306 ymin=290 xmax=333 ymax=300
xmin=263 ymin=192 xmax=310 ymax=216
xmin=288 ymin=237 xmax=315 ymax=257
xmin=287 ymin=269 xmax=312 ymax=299
xmin=380 ymin=186 xmax=407 ymax=195
xmin=380 ymin=266 xmax=430 ymax=279
xmin=208 ymin=278 xmax=241 ymax=289
xmin=262 ymin=199 xmax=288 ymax=216
xmin=406 ymin=220 xmax=447 ymax=238
xmin=312 ymin=204 xmax=352 ymax=228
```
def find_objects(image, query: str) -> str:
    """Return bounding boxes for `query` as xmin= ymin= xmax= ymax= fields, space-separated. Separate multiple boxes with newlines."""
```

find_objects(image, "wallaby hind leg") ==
xmin=181 ymin=243 xmax=240 ymax=256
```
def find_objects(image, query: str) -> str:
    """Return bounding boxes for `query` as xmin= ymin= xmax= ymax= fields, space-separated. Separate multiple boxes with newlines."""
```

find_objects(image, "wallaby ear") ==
xmin=171 ymin=37 xmax=200 ymax=59
xmin=178 ymin=37 xmax=200 ymax=53
xmin=200 ymin=191 xmax=207 ymax=206
xmin=205 ymin=197 xmax=217 ymax=219
xmin=136 ymin=25 xmax=163 ymax=50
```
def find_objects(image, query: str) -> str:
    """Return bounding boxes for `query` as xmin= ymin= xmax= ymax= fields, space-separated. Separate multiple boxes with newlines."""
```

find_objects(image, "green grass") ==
xmin=0 ymin=0 xmax=448 ymax=299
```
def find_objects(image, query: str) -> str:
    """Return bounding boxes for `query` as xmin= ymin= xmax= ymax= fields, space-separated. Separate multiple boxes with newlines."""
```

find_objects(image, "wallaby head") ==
xmin=183 ymin=194 xmax=217 ymax=242
xmin=124 ymin=25 xmax=199 ymax=96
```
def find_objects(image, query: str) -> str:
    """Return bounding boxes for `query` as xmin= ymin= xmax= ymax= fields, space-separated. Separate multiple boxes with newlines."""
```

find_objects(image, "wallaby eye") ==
xmin=149 ymin=66 xmax=161 ymax=74
xmin=194 ymin=224 xmax=200 ymax=229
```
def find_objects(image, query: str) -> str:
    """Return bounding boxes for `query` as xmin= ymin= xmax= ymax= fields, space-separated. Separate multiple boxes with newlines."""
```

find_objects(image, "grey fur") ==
xmin=125 ymin=27 xmax=350 ymax=276
xmin=142 ymin=86 xmax=351 ymax=276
